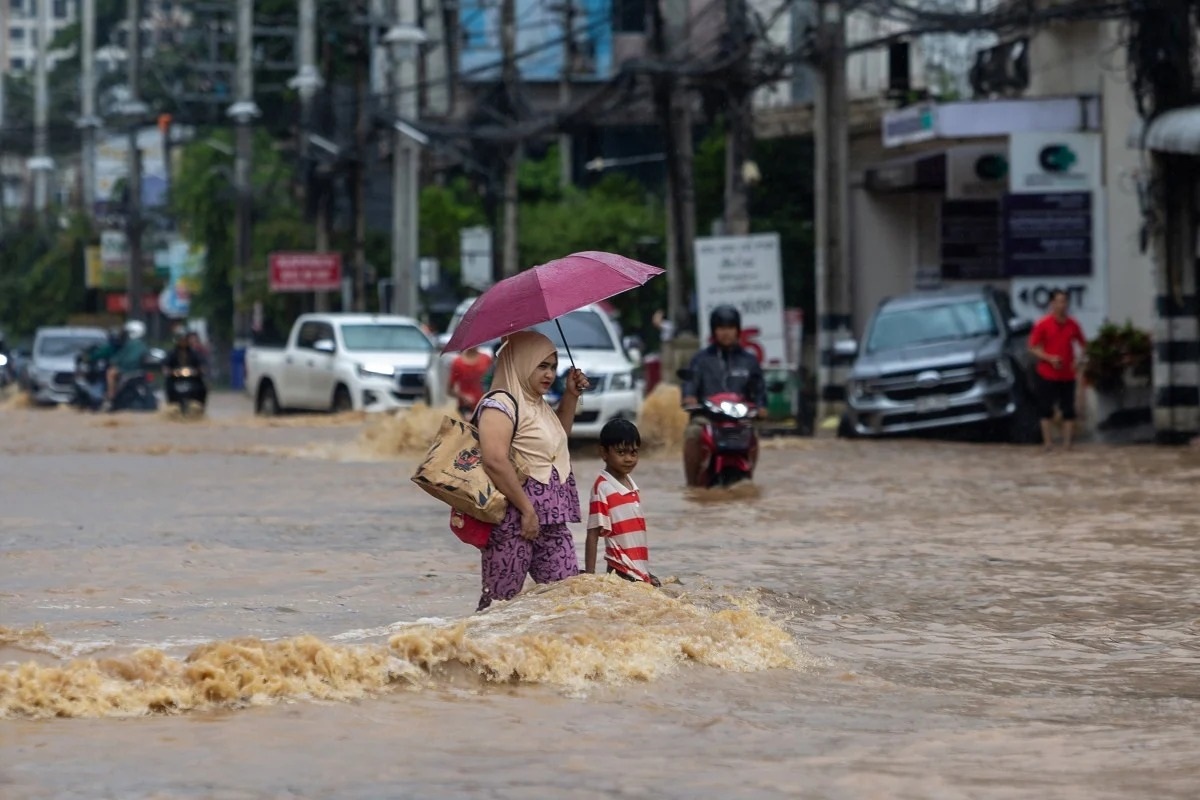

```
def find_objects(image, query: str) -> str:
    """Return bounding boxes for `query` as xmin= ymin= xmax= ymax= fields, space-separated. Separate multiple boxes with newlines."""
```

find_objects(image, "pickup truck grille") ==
xmin=395 ymin=371 xmax=426 ymax=391
xmin=877 ymin=366 xmax=976 ymax=402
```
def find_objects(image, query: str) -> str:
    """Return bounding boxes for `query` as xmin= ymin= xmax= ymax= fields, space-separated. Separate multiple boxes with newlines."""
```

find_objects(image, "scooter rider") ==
xmin=680 ymin=305 xmax=766 ymax=487
xmin=164 ymin=329 xmax=208 ymax=407
xmin=106 ymin=320 xmax=148 ymax=407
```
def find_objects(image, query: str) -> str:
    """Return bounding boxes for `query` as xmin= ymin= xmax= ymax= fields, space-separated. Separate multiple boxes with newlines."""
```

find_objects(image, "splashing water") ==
xmin=355 ymin=402 xmax=457 ymax=457
xmin=638 ymin=383 xmax=689 ymax=451
xmin=0 ymin=576 xmax=803 ymax=719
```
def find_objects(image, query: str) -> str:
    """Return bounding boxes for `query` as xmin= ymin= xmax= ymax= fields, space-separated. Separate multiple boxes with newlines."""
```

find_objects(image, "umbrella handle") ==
xmin=554 ymin=318 xmax=577 ymax=371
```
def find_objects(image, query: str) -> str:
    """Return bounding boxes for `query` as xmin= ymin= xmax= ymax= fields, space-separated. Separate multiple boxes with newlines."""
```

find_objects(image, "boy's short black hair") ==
xmin=599 ymin=418 xmax=641 ymax=448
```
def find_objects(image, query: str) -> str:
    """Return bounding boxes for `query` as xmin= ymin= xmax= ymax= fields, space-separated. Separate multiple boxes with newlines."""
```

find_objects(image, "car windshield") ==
xmin=532 ymin=311 xmax=615 ymax=351
xmin=340 ymin=325 xmax=431 ymax=353
xmin=36 ymin=334 xmax=106 ymax=358
xmin=867 ymin=300 xmax=998 ymax=353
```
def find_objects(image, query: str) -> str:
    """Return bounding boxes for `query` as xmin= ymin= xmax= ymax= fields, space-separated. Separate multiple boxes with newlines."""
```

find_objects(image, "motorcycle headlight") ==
xmin=0 ymin=354 xmax=7 ymax=368
xmin=610 ymin=371 xmax=634 ymax=391
xmin=356 ymin=364 xmax=395 ymax=380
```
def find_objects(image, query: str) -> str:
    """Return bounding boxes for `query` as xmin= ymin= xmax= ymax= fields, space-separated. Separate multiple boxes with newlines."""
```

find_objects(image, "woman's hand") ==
xmin=520 ymin=508 xmax=540 ymax=540
xmin=563 ymin=368 xmax=590 ymax=398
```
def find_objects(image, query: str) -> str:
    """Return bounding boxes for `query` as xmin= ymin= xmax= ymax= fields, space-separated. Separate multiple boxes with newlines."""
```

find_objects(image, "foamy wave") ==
xmin=0 ymin=577 xmax=802 ymax=719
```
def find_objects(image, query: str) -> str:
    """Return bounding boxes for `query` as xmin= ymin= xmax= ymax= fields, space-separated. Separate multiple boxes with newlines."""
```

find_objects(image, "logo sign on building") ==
xmin=882 ymin=102 xmax=937 ymax=148
xmin=1003 ymin=191 xmax=1093 ymax=276
xmin=459 ymin=226 xmax=493 ymax=291
xmin=946 ymin=145 xmax=1008 ymax=200
xmin=694 ymin=233 xmax=787 ymax=366
xmin=268 ymin=252 xmax=343 ymax=293
xmin=1008 ymin=132 xmax=1101 ymax=193
xmin=1010 ymin=277 xmax=1107 ymax=339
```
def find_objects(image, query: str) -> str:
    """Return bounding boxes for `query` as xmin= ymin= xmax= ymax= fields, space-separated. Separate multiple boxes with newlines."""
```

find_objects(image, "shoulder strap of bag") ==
xmin=473 ymin=389 xmax=519 ymax=432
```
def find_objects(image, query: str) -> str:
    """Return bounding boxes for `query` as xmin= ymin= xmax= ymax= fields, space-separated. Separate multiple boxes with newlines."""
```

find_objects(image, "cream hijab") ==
xmin=486 ymin=330 xmax=571 ymax=484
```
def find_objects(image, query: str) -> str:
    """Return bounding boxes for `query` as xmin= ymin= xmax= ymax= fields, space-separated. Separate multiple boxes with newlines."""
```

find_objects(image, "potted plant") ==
xmin=1083 ymin=321 xmax=1152 ymax=393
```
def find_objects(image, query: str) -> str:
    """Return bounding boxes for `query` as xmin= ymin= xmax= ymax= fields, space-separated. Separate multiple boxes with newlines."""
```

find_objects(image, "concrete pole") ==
xmin=291 ymin=0 xmax=326 ymax=310
xmin=230 ymin=0 xmax=258 ymax=346
xmin=391 ymin=0 xmax=422 ymax=316
xmin=558 ymin=0 xmax=574 ymax=189
xmin=126 ymin=0 xmax=145 ymax=321
xmin=79 ymin=0 xmax=99 ymax=216
xmin=723 ymin=0 xmax=751 ymax=237
xmin=500 ymin=0 xmax=520 ymax=277
xmin=814 ymin=0 xmax=851 ymax=425
xmin=665 ymin=0 xmax=695 ymax=332
xmin=32 ymin=0 xmax=51 ymax=213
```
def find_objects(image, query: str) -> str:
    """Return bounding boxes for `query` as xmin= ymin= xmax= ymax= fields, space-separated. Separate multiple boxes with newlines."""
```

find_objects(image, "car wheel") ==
xmin=1008 ymin=389 xmax=1042 ymax=445
xmin=256 ymin=381 xmax=280 ymax=416
xmin=332 ymin=385 xmax=353 ymax=414
xmin=837 ymin=412 xmax=859 ymax=439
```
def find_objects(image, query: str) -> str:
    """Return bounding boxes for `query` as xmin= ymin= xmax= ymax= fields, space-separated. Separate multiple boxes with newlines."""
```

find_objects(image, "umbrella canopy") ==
xmin=442 ymin=251 xmax=664 ymax=359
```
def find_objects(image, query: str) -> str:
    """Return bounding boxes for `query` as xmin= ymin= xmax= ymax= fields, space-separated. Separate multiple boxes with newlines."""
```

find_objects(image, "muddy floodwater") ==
xmin=2 ymin=392 xmax=1198 ymax=799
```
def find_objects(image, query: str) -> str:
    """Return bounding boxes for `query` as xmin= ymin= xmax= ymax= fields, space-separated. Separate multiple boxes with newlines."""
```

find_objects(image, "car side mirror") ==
xmin=1008 ymin=318 xmax=1033 ymax=336
xmin=436 ymin=332 xmax=451 ymax=348
xmin=833 ymin=339 xmax=858 ymax=358
xmin=313 ymin=339 xmax=336 ymax=354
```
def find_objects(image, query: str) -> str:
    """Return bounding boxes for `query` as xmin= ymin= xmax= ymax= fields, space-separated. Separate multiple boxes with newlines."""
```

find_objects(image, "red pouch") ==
xmin=450 ymin=509 xmax=491 ymax=549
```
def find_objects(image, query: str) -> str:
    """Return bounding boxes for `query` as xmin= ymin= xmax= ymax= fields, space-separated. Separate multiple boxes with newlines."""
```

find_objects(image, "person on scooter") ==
xmin=165 ymin=329 xmax=208 ymax=407
xmin=106 ymin=320 xmax=148 ymax=407
xmin=680 ymin=305 xmax=766 ymax=487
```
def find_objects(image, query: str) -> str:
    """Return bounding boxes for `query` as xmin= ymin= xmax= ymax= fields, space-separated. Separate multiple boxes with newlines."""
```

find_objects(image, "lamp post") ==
xmin=385 ymin=17 xmax=426 ymax=318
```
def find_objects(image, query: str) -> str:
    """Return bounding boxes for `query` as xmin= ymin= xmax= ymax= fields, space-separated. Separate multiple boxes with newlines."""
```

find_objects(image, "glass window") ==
xmin=296 ymin=321 xmax=323 ymax=349
xmin=10 ymin=0 xmax=24 ymax=15
xmin=10 ymin=27 xmax=25 ymax=40
xmin=53 ymin=0 xmax=66 ymax=19
xmin=36 ymin=334 xmax=106 ymax=358
xmin=532 ymin=310 xmax=616 ymax=351
xmin=612 ymin=0 xmax=645 ymax=33
xmin=866 ymin=300 xmax=999 ymax=354
xmin=340 ymin=324 xmax=431 ymax=352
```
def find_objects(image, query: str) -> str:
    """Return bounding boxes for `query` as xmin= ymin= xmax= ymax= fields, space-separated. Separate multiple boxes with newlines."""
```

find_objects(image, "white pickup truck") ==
xmin=246 ymin=313 xmax=434 ymax=414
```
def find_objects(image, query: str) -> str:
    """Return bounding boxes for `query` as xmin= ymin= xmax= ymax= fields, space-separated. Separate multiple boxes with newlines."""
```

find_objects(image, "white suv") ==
xmin=427 ymin=301 xmax=644 ymax=438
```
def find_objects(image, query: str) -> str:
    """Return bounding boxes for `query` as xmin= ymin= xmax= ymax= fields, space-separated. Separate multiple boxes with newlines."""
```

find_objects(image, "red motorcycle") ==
xmin=688 ymin=391 xmax=760 ymax=487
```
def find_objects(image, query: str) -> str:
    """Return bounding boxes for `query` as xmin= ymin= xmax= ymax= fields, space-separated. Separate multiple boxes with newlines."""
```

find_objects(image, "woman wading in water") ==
xmin=475 ymin=330 xmax=590 ymax=610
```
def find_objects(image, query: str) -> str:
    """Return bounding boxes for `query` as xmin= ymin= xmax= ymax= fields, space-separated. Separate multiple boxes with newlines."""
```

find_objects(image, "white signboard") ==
xmin=882 ymin=102 xmax=937 ymax=148
xmin=694 ymin=233 xmax=787 ymax=366
xmin=1010 ymin=276 xmax=1107 ymax=340
xmin=1009 ymin=132 xmax=1101 ymax=194
xmin=419 ymin=257 xmax=440 ymax=291
xmin=459 ymin=226 xmax=493 ymax=291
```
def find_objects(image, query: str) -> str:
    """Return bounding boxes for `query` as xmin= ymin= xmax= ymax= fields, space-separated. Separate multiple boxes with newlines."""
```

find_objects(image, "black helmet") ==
xmin=709 ymin=304 xmax=741 ymax=332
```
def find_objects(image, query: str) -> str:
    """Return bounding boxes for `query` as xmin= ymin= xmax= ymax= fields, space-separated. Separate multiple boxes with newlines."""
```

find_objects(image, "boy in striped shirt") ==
xmin=586 ymin=419 xmax=661 ymax=587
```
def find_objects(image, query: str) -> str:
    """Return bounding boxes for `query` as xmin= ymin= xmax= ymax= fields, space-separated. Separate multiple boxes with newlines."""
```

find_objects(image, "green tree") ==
xmin=0 ymin=214 xmax=93 ymax=337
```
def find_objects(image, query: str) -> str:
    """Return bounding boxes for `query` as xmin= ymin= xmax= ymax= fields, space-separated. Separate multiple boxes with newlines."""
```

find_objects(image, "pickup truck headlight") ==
xmin=356 ymin=364 xmax=395 ymax=380
xmin=980 ymin=359 xmax=1012 ymax=381
xmin=610 ymin=371 xmax=634 ymax=391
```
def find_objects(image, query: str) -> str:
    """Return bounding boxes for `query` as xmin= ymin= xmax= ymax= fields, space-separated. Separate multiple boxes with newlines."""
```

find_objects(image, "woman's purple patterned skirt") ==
xmin=477 ymin=468 xmax=581 ymax=611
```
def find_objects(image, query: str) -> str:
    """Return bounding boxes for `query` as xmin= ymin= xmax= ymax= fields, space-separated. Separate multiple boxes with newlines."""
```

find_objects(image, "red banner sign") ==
xmin=269 ymin=252 xmax=343 ymax=293
xmin=105 ymin=293 xmax=160 ymax=314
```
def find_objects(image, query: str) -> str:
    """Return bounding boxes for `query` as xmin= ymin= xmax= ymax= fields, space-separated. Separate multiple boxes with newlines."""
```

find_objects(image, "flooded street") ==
xmin=2 ymin=393 xmax=1199 ymax=799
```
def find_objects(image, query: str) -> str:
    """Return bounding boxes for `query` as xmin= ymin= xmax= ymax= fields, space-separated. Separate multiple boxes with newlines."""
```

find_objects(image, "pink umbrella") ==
xmin=442 ymin=251 xmax=664 ymax=367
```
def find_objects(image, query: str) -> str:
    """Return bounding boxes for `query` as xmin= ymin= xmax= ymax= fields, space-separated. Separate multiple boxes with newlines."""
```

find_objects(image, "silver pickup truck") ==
xmin=839 ymin=287 xmax=1041 ymax=443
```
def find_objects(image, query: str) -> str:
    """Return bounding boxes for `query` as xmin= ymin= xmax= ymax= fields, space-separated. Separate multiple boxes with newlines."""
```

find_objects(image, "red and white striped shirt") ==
xmin=587 ymin=470 xmax=652 ymax=583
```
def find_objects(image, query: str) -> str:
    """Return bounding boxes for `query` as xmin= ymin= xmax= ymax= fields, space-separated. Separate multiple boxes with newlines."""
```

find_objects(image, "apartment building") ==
xmin=1 ymin=0 xmax=77 ymax=73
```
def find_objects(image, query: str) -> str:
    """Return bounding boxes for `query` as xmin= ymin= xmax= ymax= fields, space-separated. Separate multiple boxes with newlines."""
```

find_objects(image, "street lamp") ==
xmin=386 ymin=21 xmax=427 ymax=318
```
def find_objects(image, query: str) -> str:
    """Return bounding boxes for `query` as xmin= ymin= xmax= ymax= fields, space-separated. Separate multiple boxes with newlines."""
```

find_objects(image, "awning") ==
xmin=1128 ymin=106 xmax=1200 ymax=154
xmin=863 ymin=151 xmax=946 ymax=193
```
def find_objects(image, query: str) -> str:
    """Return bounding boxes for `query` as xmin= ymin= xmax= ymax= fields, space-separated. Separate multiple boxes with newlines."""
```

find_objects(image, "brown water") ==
xmin=2 ymin=395 xmax=1198 ymax=798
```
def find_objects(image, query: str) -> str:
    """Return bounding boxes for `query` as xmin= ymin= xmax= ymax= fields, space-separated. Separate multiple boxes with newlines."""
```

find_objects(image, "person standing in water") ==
xmin=475 ymin=330 xmax=590 ymax=611
xmin=449 ymin=344 xmax=493 ymax=419
xmin=586 ymin=418 xmax=660 ymax=587
xmin=1028 ymin=289 xmax=1088 ymax=450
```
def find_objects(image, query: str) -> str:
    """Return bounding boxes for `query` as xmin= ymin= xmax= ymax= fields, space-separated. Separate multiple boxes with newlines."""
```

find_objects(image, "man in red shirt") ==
xmin=1028 ymin=290 xmax=1087 ymax=450
xmin=448 ymin=345 xmax=493 ymax=419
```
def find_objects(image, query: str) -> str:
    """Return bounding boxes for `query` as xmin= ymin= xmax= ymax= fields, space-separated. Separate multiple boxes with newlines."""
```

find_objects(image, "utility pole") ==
xmin=500 ymin=0 xmax=520 ymax=276
xmin=229 ymin=0 xmax=259 ymax=348
xmin=79 ymin=0 xmax=100 ymax=217
xmin=814 ymin=0 xmax=851 ymax=424
xmin=723 ymin=0 xmax=752 ymax=236
xmin=650 ymin=0 xmax=696 ymax=333
xmin=31 ymin=0 xmax=51 ymax=214
xmin=125 ymin=0 xmax=145 ymax=321
xmin=557 ymin=0 xmax=574 ymax=189
xmin=290 ymin=0 xmax=325 ymax=311
xmin=387 ymin=0 xmax=425 ymax=316
xmin=353 ymin=14 xmax=368 ymax=312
